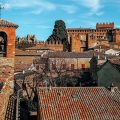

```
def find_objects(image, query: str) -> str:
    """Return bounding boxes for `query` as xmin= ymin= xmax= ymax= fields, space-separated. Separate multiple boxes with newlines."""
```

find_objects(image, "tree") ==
xmin=47 ymin=20 xmax=69 ymax=51
xmin=90 ymin=56 xmax=98 ymax=85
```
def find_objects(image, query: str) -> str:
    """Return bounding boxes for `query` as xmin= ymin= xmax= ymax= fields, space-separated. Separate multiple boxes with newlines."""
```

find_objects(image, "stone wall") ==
xmin=45 ymin=42 xmax=63 ymax=51
xmin=15 ymin=56 xmax=35 ymax=64
xmin=49 ymin=58 xmax=91 ymax=70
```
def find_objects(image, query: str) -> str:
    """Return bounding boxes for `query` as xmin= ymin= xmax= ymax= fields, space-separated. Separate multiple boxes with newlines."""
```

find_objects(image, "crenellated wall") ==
xmin=45 ymin=41 xmax=63 ymax=51
xmin=96 ymin=22 xmax=114 ymax=29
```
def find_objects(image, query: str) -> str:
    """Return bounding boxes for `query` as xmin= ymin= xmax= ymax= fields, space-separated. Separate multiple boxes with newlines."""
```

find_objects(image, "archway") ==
xmin=0 ymin=32 xmax=7 ymax=57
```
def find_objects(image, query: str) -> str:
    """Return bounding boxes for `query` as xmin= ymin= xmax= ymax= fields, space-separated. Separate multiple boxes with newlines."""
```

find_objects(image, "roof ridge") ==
xmin=0 ymin=19 xmax=18 ymax=28
xmin=38 ymin=87 xmax=106 ymax=89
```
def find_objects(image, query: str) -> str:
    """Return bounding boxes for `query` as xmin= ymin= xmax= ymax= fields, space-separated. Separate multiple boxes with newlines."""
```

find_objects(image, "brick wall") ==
xmin=45 ymin=42 xmax=63 ymax=51
xmin=15 ymin=56 xmax=35 ymax=64
xmin=0 ymin=27 xmax=16 ymax=58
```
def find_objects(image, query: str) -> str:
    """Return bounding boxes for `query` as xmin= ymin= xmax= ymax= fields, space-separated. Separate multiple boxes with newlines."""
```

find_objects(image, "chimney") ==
xmin=97 ymin=55 xmax=100 ymax=59
xmin=110 ymin=83 xmax=118 ymax=93
xmin=104 ymin=56 xmax=107 ymax=60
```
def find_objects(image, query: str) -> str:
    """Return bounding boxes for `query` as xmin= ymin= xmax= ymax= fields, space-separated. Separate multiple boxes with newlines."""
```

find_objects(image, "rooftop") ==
xmin=67 ymin=28 xmax=95 ymax=31
xmin=15 ymin=48 xmax=44 ymax=56
xmin=25 ymin=46 xmax=51 ymax=50
xmin=14 ymin=63 xmax=31 ymax=72
xmin=38 ymin=87 xmax=120 ymax=120
xmin=93 ymin=45 xmax=110 ymax=50
xmin=0 ymin=19 xmax=18 ymax=28
xmin=46 ymin=51 xmax=94 ymax=58
xmin=98 ymin=60 xmax=120 ymax=74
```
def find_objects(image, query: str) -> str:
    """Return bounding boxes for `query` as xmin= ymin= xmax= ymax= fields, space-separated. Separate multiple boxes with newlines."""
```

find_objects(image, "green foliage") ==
xmin=47 ymin=20 xmax=69 ymax=51
xmin=90 ymin=56 xmax=98 ymax=82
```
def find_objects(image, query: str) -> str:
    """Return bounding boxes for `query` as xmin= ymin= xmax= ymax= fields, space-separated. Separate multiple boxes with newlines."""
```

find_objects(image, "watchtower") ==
xmin=0 ymin=19 xmax=18 ymax=57
xmin=0 ymin=19 xmax=18 ymax=119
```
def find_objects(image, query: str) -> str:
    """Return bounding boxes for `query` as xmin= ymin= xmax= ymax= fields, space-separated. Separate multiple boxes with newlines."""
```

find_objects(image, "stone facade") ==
xmin=44 ymin=41 xmax=63 ymax=51
xmin=67 ymin=22 xmax=120 ymax=52
xmin=42 ymin=22 xmax=120 ymax=53
xmin=48 ymin=58 xmax=91 ymax=71
xmin=34 ymin=51 xmax=93 ymax=74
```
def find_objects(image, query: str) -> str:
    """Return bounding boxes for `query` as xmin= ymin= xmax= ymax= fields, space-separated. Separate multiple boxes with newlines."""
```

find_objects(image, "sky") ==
xmin=1 ymin=0 xmax=120 ymax=41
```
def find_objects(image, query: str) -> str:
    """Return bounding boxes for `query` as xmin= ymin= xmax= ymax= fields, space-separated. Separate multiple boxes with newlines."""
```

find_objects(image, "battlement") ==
xmin=46 ymin=40 xmax=63 ymax=45
xmin=96 ymin=22 xmax=114 ymax=29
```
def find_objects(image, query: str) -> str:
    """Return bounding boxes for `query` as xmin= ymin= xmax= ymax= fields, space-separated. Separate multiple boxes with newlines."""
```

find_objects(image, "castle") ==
xmin=44 ymin=22 xmax=120 ymax=52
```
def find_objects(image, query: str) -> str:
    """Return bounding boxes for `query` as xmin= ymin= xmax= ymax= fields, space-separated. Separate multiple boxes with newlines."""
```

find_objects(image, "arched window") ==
xmin=0 ymin=32 xmax=7 ymax=57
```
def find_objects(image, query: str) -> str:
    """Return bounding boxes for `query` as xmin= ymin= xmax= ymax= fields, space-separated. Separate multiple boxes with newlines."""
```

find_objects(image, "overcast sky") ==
xmin=1 ymin=0 xmax=120 ymax=40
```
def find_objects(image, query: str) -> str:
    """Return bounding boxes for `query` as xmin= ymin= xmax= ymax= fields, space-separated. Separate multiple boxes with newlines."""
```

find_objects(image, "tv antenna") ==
xmin=0 ymin=4 xmax=4 ymax=19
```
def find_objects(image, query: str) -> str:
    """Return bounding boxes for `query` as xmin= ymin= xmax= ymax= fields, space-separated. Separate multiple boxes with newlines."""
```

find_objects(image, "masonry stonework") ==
xmin=67 ymin=22 xmax=120 ymax=52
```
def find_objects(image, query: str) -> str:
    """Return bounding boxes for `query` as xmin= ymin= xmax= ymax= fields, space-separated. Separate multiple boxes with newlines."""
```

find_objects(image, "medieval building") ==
xmin=43 ymin=22 xmax=120 ymax=52
xmin=67 ymin=22 xmax=120 ymax=52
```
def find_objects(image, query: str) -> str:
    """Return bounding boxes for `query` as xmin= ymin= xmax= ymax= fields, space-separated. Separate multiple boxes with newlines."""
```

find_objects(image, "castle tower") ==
xmin=113 ymin=29 xmax=120 ymax=44
xmin=0 ymin=19 xmax=18 ymax=119
xmin=69 ymin=33 xmax=81 ymax=52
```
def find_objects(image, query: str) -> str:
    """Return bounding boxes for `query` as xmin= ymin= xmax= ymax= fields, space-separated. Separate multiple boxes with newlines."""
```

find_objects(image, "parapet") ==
xmin=46 ymin=40 xmax=63 ymax=45
xmin=96 ymin=22 xmax=114 ymax=29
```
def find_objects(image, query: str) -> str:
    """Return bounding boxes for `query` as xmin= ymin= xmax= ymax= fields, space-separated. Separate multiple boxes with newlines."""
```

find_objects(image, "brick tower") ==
xmin=0 ymin=19 xmax=18 ymax=120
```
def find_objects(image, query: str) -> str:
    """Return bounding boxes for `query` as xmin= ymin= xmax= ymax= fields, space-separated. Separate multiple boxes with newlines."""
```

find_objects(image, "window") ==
xmin=62 ymin=64 xmax=66 ymax=69
xmin=52 ymin=63 xmax=56 ymax=70
xmin=0 ymin=32 xmax=7 ymax=57
xmin=81 ymin=64 xmax=85 ymax=70
xmin=36 ymin=65 xmax=39 ymax=70
xmin=71 ymin=64 xmax=74 ymax=71
xmin=0 ymin=36 xmax=4 ymax=52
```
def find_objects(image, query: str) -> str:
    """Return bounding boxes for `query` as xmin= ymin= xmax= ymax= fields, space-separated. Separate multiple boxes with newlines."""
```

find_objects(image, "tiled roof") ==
xmin=33 ymin=57 xmax=48 ymax=64
xmin=38 ymin=87 xmax=120 ymax=120
xmin=93 ymin=45 xmax=110 ymax=50
xmin=99 ymin=60 xmax=120 ymax=72
xmin=110 ymin=59 xmax=120 ymax=65
xmin=109 ymin=60 xmax=120 ymax=72
xmin=15 ymin=48 xmax=44 ymax=56
xmin=25 ymin=46 xmax=42 ymax=50
xmin=46 ymin=51 xmax=94 ymax=58
xmin=67 ymin=28 xmax=95 ymax=30
xmin=14 ymin=63 xmax=31 ymax=72
xmin=0 ymin=19 xmax=18 ymax=28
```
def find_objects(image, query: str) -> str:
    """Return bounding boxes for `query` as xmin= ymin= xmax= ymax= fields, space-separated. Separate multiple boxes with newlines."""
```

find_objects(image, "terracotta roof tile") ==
xmin=15 ymin=48 xmax=44 ymax=56
xmin=110 ymin=59 xmax=120 ymax=65
xmin=14 ymin=63 xmax=31 ymax=72
xmin=0 ymin=19 xmax=18 ymax=28
xmin=38 ymin=87 xmax=120 ymax=120
xmin=45 ymin=51 xmax=94 ymax=58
